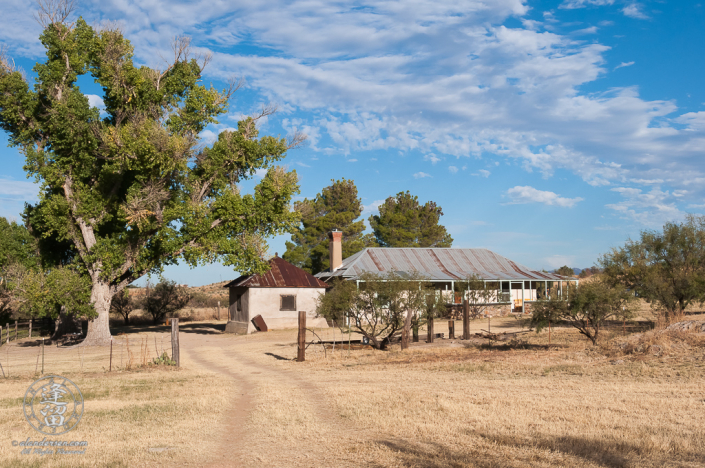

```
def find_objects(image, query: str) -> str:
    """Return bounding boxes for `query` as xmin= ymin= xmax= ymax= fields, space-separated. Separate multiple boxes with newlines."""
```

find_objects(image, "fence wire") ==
xmin=0 ymin=332 xmax=173 ymax=378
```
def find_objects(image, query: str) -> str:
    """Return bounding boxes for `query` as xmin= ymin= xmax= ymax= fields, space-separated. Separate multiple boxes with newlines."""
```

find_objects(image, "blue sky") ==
xmin=1 ymin=0 xmax=704 ymax=285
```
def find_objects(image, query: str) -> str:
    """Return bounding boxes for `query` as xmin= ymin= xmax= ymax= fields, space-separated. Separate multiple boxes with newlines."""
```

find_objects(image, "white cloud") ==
xmin=473 ymin=169 xmax=491 ymax=178
xmin=448 ymin=166 xmax=459 ymax=173
xmin=606 ymin=187 xmax=684 ymax=226
xmin=559 ymin=0 xmax=614 ymax=9
xmin=413 ymin=172 xmax=432 ymax=179
xmin=362 ymin=199 xmax=385 ymax=215
xmin=544 ymin=254 xmax=577 ymax=269
xmin=424 ymin=153 xmax=441 ymax=164
xmin=86 ymin=94 xmax=106 ymax=109
xmin=0 ymin=179 xmax=40 ymax=199
xmin=614 ymin=61 xmax=635 ymax=70
xmin=295 ymin=162 xmax=310 ymax=167
xmin=254 ymin=168 xmax=268 ymax=178
xmin=622 ymin=3 xmax=649 ymax=19
xmin=506 ymin=186 xmax=583 ymax=207
xmin=2 ymin=0 xmax=703 ymax=202
xmin=347 ymin=159 xmax=358 ymax=162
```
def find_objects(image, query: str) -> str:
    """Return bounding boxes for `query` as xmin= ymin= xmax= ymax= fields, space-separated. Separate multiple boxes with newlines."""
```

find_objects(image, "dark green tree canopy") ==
xmin=600 ymin=214 xmax=705 ymax=321
xmin=0 ymin=10 xmax=301 ymax=344
xmin=284 ymin=179 xmax=374 ymax=274
xmin=555 ymin=265 xmax=575 ymax=278
xmin=368 ymin=191 xmax=453 ymax=248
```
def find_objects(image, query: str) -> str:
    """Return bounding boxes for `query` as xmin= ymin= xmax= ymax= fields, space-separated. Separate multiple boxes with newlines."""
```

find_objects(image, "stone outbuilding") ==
xmin=224 ymin=256 xmax=330 ymax=334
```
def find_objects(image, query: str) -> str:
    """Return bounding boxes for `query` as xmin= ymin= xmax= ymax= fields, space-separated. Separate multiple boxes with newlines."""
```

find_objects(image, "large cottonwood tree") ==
xmin=0 ymin=7 xmax=301 ymax=345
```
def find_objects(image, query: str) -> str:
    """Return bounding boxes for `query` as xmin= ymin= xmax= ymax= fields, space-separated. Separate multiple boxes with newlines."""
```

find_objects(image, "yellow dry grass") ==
xmin=0 ymin=316 xmax=703 ymax=467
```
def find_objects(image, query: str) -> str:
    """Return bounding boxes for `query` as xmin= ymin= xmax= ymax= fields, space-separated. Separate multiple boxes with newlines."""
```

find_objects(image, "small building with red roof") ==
xmin=223 ymin=255 xmax=330 ymax=334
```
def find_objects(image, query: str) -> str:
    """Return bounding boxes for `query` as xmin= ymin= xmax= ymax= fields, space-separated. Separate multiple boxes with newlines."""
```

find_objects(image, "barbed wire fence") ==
xmin=0 ymin=325 xmax=174 ymax=378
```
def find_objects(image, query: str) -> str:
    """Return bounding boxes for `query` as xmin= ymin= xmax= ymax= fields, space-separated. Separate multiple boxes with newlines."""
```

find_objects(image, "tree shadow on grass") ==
xmin=372 ymin=438 xmax=501 ymax=468
xmin=471 ymin=431 xmax=701 ymax=468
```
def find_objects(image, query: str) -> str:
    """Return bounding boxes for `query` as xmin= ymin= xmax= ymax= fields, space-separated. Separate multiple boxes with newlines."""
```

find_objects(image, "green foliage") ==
xmin=10 ymin=264 xmax=93 ymax=320
xmin=600 ymin=214 xmax=705 ymax=321
xmin=0 ymin=218 xmax=38 ymax=271
xmin=0 ymin=13 xmax=301 ymax=342
xmin=152 ymin=351 xmax=176 ymax=366
xmin=555 ymin=265 xmax=575 ymax=277
xmin=316 ymin=272 xmax=441 ymax=350
xmin=143 ymin=279 xmax=191 ymax=325
xmin=110 ymin=289 xmax=133 ymax=325
xmin=456 ymin=275 xmax=500 ymax=318
xmin=531 ymin=279 xmax=635 ymax=345
xmin=368 ymin=191 xmax=452 ymax=248
xmin=283 ymin=179 xmax=375 ymax=274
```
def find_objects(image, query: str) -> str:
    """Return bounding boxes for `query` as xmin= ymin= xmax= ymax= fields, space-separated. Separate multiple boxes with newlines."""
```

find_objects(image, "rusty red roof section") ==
xmin=315 ymin=248 xmax=571 ymax=282
xmin=224 ymin=256 xmax=329 ymax=288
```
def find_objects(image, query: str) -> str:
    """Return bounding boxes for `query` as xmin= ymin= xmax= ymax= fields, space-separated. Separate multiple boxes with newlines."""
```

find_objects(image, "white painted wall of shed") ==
xmin=226 ymin=286 xmax=328 ymax=334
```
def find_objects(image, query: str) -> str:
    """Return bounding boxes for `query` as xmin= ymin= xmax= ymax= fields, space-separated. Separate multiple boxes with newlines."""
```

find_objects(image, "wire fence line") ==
xmin=0 ymin=332 xmax=174 ymax=378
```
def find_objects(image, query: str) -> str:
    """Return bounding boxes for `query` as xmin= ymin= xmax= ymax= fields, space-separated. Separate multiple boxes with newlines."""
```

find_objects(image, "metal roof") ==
xmin=315 ymin=248 xmax=571 ymax=282
xmin=225 ymin=256 xmax=329 ymax=289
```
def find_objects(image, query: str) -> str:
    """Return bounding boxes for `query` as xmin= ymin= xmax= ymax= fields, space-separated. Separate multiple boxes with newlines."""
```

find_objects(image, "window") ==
xmin=280 ymin=295 xmax=296 ymax=311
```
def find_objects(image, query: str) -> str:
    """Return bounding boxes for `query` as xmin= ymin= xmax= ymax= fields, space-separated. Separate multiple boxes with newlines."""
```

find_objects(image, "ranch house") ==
xmin=315 ymin=230 xmax=577 ymax=315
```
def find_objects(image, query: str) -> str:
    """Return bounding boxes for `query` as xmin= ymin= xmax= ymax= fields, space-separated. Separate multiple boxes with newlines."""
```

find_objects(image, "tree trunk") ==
xmin=83 ymin=280 xmax=113 ymax=346
xmin=51 ymin=306 xmax=81 ymax=341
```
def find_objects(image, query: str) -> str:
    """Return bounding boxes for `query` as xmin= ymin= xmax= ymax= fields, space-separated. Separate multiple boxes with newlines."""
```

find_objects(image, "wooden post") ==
xmin=427 ymin=314 xmax=434 ymax=343
xmin=171 ymin=318 xmax=180 ymax=367
xmin=29 ymin=319 xmax=32 ymax=339
xmin=109 ymin=338 xmax=113 ymax=372
xmin=463 ymin=299 xmax=470 ymax=340
xmin=15 ymin=321 xmax=18 ymax=340
xmin=41 ymin=339 xmax=44 ymax=374
xmin=297 ymin=311 xmax=306 ymax=362
xmin=217 ymin=301 xmax=220 ymax=321
xmin=6 ymin=323 xmax=9 ymax=343
xmin=448 ymin=320 xmax=455 ymax=339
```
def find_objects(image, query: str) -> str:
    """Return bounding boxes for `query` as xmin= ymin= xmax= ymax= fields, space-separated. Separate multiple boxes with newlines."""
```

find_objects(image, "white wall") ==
xmin=246 ymin=287 xmax=329 ymax=331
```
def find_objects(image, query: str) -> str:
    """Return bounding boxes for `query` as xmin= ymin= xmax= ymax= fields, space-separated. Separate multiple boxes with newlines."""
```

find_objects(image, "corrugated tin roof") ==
xmin=225 ymin=256 xmax=329 ymax=289
xmin=315 ymin=248 xmax=571 ymax=282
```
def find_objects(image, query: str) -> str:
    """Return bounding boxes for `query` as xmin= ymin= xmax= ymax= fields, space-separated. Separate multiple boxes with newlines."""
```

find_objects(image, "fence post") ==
xmin=448 ymin=320 xmax=455 ymax=340
xmin=463 ymin=299 xmax=470 ymax=340
xmin=41 ymin=339 xmax=44 ymax=374
xmin=217 ymin=301 xmax=220 ymax=320
xmin=297 ymin=311 xmax=306 ymax=362
xmin=109 ymin=338 xmax=113 ymax=372
xmin=427 ymin=314 xmax=434 ymax=343
xmin=15 ymin=321 xmax=18 ymax=341
xmin=171 ymin=318 xmax=180 ymax=367
xmin=5 ymin=323 xmax=9 ymax=343
xmin=29 ymin=319 xmax=32 ymax=339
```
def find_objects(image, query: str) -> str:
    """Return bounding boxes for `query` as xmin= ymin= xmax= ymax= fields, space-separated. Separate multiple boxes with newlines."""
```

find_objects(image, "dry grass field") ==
xmin=0 ymin=314 xmax=704 ymax=467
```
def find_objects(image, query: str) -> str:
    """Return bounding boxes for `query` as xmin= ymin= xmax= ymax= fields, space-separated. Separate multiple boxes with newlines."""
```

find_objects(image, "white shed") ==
xmin=224 ymin=256 xmax=330 ymax=334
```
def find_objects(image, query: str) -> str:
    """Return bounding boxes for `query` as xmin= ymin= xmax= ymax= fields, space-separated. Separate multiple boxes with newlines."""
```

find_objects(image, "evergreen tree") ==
xmin=368 ymin=191 xmax=453 ymax=248
xmin=284 ymin=179 xmax=374 ymax=274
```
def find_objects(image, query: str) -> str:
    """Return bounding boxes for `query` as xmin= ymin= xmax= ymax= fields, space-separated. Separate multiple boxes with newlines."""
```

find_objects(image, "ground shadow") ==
xmin=264 ymin=352 xmax=290 ymax=361
xmin=110 ymin=321 xmax=226 ymax=336
xmin=373 ymin=438 xmax=498 ymax=468
xmin=471 ymin=430 xmax=702 ymax=468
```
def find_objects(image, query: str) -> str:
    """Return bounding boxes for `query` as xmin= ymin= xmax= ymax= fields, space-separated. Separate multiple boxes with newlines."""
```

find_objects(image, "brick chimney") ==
xmin=328 ymin=229 xmax=343 ymax=272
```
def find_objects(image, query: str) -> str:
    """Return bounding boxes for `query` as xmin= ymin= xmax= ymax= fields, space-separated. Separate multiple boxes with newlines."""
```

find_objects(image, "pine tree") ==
xmin=368 ymin=191 xmax=452 ymax=248
xmin=284 ymin=179 xmax=375 ymax=274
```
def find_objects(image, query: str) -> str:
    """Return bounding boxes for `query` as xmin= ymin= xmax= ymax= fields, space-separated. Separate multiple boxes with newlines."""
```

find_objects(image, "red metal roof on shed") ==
xmin=224 ymin=256 xmax=329 ymax=288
